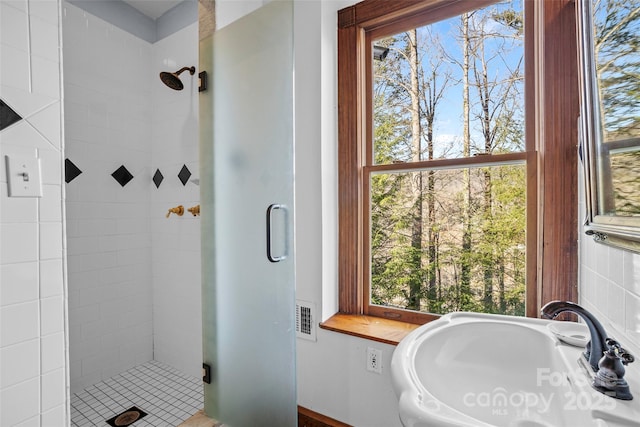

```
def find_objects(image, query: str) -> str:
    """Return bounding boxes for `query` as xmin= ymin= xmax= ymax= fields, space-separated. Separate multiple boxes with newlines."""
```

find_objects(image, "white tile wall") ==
xmin=580 ymin=238 xmax=640 ymax=355
xmin=62 ymin=2 xmax=201 ymax=391
xmin=151 ymin=22 xmax=201 ymax=379
xmin=0 ymin=1 xmax=68 ymax=426
xmin=62 ymin=1 xmax=154 ymax=393
xmin=0 ymin=261 xmax=39 ymax=305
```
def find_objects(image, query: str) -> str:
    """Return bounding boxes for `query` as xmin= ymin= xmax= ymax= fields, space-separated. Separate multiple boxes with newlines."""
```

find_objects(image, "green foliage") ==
xmin=370 ymin=0 xmax=526 ymax=317
xmin=492 ymin=8 xmax=523 ymax=35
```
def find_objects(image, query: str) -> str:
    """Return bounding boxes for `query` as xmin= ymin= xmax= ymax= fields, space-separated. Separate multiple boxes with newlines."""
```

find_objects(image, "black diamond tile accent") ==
xmin=178 ymin=164 xmax=191 ymax=186
xmin=0 ymin=99 xmax=23 ymax=131
xmin=65 ymin=158 xmax=83 ymax=183
xmin=111 ymin=165 xmax=134 ymax=187
xmin=153 ymin=169 xmax=164 ymax=188
xmin=106 ymin=406 xmax=148 ymax=427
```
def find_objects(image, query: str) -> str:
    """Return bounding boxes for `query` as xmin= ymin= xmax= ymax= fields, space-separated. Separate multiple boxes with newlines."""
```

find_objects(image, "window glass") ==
xmin=372 ymin=1 xmax=525 ymax=164
xmin=370 ymin=164 xmax=526 ymax=315
xmin=368 ymin=0 xmax=527 ymax=316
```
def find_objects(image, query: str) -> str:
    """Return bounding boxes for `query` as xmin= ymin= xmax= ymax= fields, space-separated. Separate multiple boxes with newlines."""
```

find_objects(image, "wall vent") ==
xmin=296 ymin=300 xmax=316 ymax=341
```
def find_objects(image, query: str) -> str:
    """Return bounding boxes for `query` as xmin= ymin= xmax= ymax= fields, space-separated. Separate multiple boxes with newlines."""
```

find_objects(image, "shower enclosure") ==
xmin=200 ymin=1 xmax=297 ymax=425
xmin=63 ymin=0 xmax=203 ymax=424
xmin=63 ymin=0 xmax=295 ymax=423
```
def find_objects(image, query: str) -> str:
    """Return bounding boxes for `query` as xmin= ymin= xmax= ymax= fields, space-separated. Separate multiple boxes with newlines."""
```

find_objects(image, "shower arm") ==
xmin=175 ymin=66 xmax=195 ymax=76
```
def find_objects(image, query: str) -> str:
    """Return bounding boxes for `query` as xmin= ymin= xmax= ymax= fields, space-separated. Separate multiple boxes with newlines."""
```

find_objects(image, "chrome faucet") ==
xmin=541 ymin=301 xmax=634 ymax=400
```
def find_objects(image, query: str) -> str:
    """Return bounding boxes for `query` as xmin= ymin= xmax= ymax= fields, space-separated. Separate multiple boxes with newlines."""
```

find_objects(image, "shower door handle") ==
xmin=266 ymin=204 xmax=288 ymax=263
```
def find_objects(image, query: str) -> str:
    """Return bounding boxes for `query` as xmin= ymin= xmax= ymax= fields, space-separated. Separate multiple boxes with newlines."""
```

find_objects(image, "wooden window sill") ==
xmin=319 ymin=313 xmax=421 ymax=346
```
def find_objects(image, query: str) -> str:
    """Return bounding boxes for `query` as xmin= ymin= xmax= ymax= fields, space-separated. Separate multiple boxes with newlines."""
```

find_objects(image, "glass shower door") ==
xmin=199 ymin=1 xmax=296 ymax=426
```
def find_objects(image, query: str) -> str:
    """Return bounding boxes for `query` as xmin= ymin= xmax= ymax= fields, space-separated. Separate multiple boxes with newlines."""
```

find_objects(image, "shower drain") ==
xmin=106 ymin=406 xmax=148 ymax=427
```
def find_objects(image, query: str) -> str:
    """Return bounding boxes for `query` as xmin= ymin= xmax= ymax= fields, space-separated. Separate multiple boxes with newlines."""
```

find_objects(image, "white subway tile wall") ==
xmin=150 ymin=21 xmax=201 ymax=380
xmin=62 ymin=0 xmax=154 ymax=393
xmin=62 ymin=0 xmax=201 ymax=394
xmin=0 ymin=2 xmax=67 ymax=427
xmin=580 ymin=238 xmax=640 ymax=355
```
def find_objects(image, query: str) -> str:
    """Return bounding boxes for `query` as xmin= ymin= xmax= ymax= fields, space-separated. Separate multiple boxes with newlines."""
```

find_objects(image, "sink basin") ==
xmin=391 ymin=312 xmax=640 ymax=427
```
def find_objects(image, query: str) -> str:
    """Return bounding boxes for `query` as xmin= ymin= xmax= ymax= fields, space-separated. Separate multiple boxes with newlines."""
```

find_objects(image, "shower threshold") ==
xmin=70 ymin=361 xmax=202 ymax=427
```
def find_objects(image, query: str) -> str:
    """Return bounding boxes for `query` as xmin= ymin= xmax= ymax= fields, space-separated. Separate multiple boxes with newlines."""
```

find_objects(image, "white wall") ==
xmin=62 ymin=1 xmax=155 ymax=393
xmin=151 ymin=22 xmax=201 ymax=380
xmin=291 ymin=1 xmax=404 ymax=425
xmin=0 ymin=0 xmax=68 ymax=425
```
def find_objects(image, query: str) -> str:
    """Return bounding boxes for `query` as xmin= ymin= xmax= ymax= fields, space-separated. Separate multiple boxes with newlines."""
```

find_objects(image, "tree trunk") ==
xmin=408 ymin=29 xmax=423 ymax=311
xmin=425 ymin=69 xmax=437 ymax=312
xmin=482 ymin=169 xmax=494 ymax=312
xmin=498 ymin=254 xmax=506 ymax=313
xmin=460 ymin=12 xmax=472 ymax=310
xmin=478 ymin=30 xmax=494 ymax=313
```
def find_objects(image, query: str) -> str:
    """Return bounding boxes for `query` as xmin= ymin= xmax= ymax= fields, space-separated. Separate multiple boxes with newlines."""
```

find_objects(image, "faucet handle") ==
xmin=166 ymin=205 xmax=184 ymax=218
xmin=605 ymin=338 xmax=634 ymax=365
xmin=187 ymin=205 xmax=200 ymax=216
xmin=606 ymin=338 xmax=623 ymax=351
xmin=620 ymin=351 xmax=635 ymax=366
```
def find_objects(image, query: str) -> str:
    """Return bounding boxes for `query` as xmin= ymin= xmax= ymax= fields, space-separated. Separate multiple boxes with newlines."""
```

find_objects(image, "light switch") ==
xmin=5 ymin=155 xmax=42 ymax=197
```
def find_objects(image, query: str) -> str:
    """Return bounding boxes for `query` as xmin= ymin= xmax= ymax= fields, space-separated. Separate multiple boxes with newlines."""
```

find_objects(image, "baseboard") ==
xmin=298 ymin=406 xmax=352 ymax=427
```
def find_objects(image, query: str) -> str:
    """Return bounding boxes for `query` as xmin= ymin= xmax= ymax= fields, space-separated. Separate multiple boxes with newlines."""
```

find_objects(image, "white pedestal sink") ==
xmin=390 ymin=312 xmax=640 ymax=427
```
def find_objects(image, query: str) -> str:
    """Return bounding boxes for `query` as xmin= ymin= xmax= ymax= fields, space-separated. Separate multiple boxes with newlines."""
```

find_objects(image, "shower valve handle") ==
xmin=166 ymin=205 xmax=184 ymax=218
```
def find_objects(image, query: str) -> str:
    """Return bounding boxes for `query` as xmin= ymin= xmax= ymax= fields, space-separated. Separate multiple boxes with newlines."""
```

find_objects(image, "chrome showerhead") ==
xmin=159 ymin=66 xmax=196 ymax=90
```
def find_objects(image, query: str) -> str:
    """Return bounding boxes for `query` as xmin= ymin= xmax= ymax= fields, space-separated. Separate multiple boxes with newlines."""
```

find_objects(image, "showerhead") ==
xmin=159 ymin=66 xmax=196 ymax=90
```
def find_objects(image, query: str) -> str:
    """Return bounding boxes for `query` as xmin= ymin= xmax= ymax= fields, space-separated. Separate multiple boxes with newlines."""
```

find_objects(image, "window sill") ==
xmin=319 ymin=313 xmax=421 ymax=346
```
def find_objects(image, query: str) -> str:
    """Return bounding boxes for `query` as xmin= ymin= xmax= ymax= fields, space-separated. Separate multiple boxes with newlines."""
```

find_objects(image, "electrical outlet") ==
xmin=366 ymin=347 xmax=382 ymax=374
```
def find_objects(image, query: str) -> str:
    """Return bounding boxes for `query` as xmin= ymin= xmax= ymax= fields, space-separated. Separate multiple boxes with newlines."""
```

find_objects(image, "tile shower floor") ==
xmin=71 ymin=361 xmax=203 ymax=427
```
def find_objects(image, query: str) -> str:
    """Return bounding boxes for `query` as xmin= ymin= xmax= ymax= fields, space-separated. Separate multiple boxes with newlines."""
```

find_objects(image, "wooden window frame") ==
xmin=337 ymin=0 xmax=578 ymax=325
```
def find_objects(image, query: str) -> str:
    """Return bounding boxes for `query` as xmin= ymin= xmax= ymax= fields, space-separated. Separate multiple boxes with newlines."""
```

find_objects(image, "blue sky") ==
xmin=374 ymin=0 xmax=525 ymax=160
